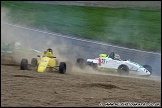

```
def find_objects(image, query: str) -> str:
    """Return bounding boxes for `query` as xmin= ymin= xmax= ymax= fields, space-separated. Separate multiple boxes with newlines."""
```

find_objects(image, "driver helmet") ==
xmin=46 ymin=48 xmax=53 ymax=54
xmin=114 ymin=54 xmax=120 ymax=59
xmin=44 ymin=48 xmax=53 ymax=57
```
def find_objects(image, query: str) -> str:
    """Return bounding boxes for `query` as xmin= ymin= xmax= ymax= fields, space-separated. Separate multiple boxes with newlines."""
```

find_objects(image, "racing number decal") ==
xmin=96 ymin=58 xmax=107 ymax=65
xmin=41 ymin=59 xmax=48 ymax=62
xmin=101 ymin=59 xmax=106 ymax=64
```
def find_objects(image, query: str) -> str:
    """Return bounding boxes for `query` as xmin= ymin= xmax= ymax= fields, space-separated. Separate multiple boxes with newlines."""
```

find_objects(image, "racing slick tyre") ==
xmin=20 ymin=59 xmax=28 ymax=70
xmin=59 ymin=62 xmax=66 ymax=74
xmin=31 ymin=58 xmax=37 ymax=66
xmin=76 ymin=58 xmax=86 ymax=69
xmin=117 ymin=65 xmax=129 ymax=75
xmin=143 ymin=65 xmax=152 ymax=75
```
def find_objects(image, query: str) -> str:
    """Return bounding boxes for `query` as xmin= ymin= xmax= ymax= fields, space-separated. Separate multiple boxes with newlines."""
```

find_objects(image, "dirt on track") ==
xmin=1 ymin=58 xmax=161 ymax=107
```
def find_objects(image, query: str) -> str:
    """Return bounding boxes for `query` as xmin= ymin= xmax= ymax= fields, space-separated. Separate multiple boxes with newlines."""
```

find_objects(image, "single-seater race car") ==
xmin=20 ymin=48 xmax=67 ymax=74
xmin=76 ymin=52 xmax=152 ymax=76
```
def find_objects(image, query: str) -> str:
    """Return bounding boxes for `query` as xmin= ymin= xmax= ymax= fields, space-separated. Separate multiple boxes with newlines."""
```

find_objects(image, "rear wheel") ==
xmin=31 ymin=58 xmax=37 ymax=66
xmin=20 ymin=59 xmax=28 ymax=70
xmin=143 ymin=65 xmax=152 ymax=75
xmin=117 ymin=65 xmax=129 ymax=75
xmin=59 ymin=62 xmax=66 ymax=74
xmin=76 ymin=58 xmax=86 ymax=69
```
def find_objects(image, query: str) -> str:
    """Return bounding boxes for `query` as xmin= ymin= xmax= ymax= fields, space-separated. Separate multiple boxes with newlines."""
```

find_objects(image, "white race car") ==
xmin=76 ymin=52 xmax=152 ymax=76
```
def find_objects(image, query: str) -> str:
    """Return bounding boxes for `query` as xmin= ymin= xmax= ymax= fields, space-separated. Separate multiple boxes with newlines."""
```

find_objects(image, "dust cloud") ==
xmin=1 ymin=7 xmax=67 ymax=61
xmin=1 ymin=7 xmax=87 ymax=74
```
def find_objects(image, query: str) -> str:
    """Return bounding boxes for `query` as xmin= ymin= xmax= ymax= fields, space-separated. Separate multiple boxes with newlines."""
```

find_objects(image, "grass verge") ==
xmin=1 ymin=1 xmax=161 ymax=52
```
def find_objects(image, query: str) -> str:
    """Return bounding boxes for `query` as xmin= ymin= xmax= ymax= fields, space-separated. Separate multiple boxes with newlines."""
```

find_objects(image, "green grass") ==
xmin=1 ymin=1 xmax=161 ymax=52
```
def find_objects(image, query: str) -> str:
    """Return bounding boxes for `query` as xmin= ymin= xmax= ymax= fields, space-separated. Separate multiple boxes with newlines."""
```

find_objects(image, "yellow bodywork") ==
xmin=37 ymin=56 xmax=57 ymax=72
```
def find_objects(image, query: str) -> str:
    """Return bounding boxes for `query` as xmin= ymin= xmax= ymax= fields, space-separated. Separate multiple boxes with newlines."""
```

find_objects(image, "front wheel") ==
xmin=117 ymin=65 xmax=129 ymax=75
xmin=143 ymin=65 xmax=152 ymax=75
xmin=59 ymin=62 xmax=66 ymax=74
xmin=20 ymin=59 xmax=28 ymax=70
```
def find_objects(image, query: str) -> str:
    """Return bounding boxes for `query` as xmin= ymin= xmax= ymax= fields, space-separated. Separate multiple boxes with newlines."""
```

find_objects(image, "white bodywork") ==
xmin=87 ymin=57 xmax=151 ymax=76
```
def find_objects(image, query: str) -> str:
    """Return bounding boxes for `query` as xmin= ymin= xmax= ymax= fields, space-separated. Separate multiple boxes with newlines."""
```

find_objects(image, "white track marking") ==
xmin=2 ymin=22 xmax=161 ymax=55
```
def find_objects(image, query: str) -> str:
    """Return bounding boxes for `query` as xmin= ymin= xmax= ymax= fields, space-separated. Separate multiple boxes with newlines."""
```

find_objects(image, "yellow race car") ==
xmin=20 ymin=48 xmax=67 ymax=74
